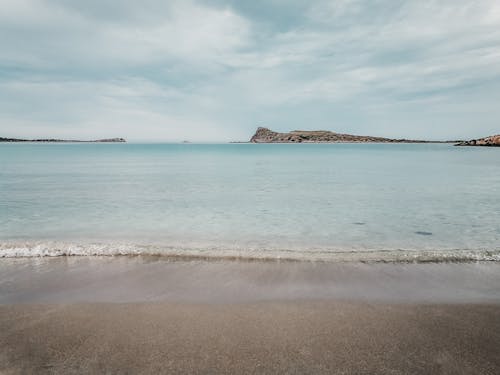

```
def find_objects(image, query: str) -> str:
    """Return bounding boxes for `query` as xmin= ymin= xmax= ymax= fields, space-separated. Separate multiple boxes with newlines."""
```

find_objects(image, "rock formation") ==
xmin=455 ymin=135 xmax=500 ymax=147
xmin=250 ymin=127 xmax=435 ymax=143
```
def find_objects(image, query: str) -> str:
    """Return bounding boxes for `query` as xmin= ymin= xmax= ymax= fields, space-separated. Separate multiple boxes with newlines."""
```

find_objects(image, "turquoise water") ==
xmin=0 ymin=143 xmax=499 ymax=260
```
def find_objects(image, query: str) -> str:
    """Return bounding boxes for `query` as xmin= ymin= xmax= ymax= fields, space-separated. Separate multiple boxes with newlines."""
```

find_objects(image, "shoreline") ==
xmin=2 ymin=257 xmax=499 ymax=304
xmin=2 ymin=240 xmax=500 ymax=263
xmin=2 ymin=253 xmax=500 ymax=264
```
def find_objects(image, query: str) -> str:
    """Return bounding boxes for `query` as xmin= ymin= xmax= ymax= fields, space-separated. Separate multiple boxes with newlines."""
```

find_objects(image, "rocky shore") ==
xmin=250 ymin=127 xmax=442 ymax=143
xmin=455 ymin=134 xmax=500 ymax=147
xmin=0 ymin=137 xmax=126 ymax=143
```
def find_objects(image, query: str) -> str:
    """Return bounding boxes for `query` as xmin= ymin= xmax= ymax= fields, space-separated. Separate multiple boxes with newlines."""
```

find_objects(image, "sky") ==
xmin=1 ymin=0 xmax=499 ymax=142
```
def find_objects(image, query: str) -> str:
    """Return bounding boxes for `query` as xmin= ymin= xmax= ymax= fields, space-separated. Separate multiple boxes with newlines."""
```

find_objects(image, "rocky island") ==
xmin=0 ymin=137 xmax=126 ymax=143
xmin=250 ymin=127 xmax=444 ymax=143
xmin=455 ymin=134 xmax=500 ymax=147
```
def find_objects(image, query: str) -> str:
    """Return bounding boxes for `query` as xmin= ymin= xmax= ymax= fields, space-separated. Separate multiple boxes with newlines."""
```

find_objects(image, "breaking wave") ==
xmin=1 ymin=241 xmax=499 ymax=263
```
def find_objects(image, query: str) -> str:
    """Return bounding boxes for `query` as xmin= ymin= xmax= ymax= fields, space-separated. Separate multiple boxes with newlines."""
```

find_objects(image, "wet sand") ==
xmin=2 ymin=257 xmax=500 ymax=304
xmin=1 ymin=258 xmax=500 ymax=374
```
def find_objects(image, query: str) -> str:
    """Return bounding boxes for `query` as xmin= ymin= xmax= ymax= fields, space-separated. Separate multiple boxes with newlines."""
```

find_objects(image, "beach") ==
xmin=3 ymin=0 xmax=500 ymax=372
xmin=1 ymin=143 xmax=499 ymax=373
xmin=2 ymin=302 xmax=500 ymax=374
xmin=1 ymin=258 xmax=499 ymax=374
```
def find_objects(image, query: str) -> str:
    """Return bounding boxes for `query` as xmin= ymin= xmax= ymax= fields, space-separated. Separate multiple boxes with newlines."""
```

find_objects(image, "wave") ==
xmin=1 ymin=241 xmax=500 ymax=263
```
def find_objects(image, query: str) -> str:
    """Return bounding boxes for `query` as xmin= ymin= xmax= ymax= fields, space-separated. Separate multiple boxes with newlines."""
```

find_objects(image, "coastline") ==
xmin=2 ymin=257 xmax=499 ymax=304
xmin=0 ymin=137 xmax=125 ymax=143
xmin=1 ymin=142 xmax=499 ymax=373
xmin=2 ymin=240 xmax=500 ymax=263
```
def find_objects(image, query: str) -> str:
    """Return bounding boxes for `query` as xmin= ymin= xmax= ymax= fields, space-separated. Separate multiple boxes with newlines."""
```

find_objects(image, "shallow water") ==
xmin=0 ymin=143 xmax=499 ymax=260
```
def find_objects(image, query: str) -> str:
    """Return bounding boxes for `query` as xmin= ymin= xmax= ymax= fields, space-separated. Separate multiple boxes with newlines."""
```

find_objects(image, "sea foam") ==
xmin=1 ymin=241 xmax=499 ymax=263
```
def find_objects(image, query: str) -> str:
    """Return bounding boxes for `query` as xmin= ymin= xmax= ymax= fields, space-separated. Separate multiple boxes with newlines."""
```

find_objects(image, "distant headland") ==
xmin=0 ymin=137 xmax=126 ymax=143
xmin=249 ymin=127 xmax=453 ymax=144
xmin=455 ymin=134 xmax=500 ymax=147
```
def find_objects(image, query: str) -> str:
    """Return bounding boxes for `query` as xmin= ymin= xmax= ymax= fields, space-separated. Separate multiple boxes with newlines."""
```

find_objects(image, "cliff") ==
xmin=455 ymin=135 xmax=500 ymax=147
xmin=0 ymin=137 xmax=126 ymax=143
xmin=250 ymin=127 xmax=435 ymax=143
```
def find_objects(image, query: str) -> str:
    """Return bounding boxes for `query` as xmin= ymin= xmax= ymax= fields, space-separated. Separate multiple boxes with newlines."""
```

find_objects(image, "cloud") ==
xmin=0 ymin=0 xmax=251 ymax=69
xmin=1 ymin=0 xmax=499 ymax=140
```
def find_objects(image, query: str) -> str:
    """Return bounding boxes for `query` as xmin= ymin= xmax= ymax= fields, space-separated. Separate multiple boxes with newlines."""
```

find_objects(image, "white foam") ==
xmin=1 ymin=241 xmax=499 ymax=263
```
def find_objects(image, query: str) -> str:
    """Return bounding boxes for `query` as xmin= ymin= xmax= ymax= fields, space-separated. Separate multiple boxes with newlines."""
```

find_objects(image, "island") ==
xmin=249 ymin=127 xmax=449 ymax=143
xmin=0 ymin=137 xmax=126 ymax=143
xmin=455 ymin=135 xmax=500 ymax=147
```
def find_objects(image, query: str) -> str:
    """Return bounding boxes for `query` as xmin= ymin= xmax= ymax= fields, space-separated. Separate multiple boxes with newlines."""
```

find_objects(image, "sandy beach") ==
xmin=1 ymin=302 xmax=499 ymax=374
xmin=1 ymin=258 xmax=499 ymax=374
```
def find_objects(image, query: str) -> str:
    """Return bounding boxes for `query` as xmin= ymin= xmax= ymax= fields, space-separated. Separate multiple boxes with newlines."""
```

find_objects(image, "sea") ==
xmin=0 ymin=142 xmax=499 ymax=262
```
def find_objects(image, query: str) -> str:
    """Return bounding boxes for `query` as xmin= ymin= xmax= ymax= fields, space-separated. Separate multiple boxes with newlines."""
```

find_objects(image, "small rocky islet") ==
xmin=250 ymin=127 xmax=445 ymax=144
xmin=455 ymin=134 xmax=500 ymax=147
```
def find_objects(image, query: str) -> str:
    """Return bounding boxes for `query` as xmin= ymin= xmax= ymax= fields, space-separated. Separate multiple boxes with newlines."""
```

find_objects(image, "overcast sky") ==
xmin=1 ymin=0 xmax=499 ymax=141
